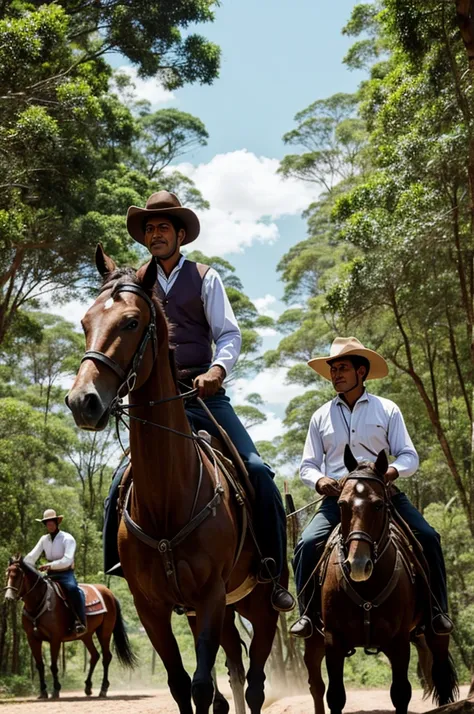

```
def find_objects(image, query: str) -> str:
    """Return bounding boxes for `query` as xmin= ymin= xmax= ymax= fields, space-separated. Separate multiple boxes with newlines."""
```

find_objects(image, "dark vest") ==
xmin=156 ymin=259 xmax=213 ymax=370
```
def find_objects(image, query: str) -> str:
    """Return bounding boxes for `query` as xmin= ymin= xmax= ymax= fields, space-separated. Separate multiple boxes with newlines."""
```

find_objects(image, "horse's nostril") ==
xmin=365 ymin=560 xmax=373 ymax=576
xmin=84 ymin=392 xmax=101 ymax=417
xmin=64 ymin=394 xmax=69 ymax=408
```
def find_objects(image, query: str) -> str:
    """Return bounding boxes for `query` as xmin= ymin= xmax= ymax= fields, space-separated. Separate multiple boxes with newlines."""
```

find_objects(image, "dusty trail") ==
xmin=0 ymin=685 xmax=470 ymax=713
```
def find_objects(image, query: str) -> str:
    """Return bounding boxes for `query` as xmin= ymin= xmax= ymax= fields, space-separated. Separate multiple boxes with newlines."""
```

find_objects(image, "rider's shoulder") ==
xmin=366 ymin=392 xmax=401 ymax=414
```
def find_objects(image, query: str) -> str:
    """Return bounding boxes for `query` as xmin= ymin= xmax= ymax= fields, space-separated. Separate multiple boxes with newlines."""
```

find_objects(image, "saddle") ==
xmin=51 ymin=582 xmax=107 ymax=616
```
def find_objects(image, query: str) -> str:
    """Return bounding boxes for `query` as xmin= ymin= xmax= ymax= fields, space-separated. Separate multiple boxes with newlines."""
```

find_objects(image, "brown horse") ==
xmin=66 ymin=246 xmax=285 ymax=714
xmin=303 ymin=447 xmax=458 ymax=714
xmin=4 ymin=556 xmax=136 ymax=699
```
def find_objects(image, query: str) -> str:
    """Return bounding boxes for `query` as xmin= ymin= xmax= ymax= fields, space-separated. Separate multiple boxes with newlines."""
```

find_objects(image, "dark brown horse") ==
xmin=303 ymin=447 xmax=458 ymax=714
xmin=66 ymin=246 xmax=285 ymax=714
xmin=4 ymin=556 xmax=136 ymax=699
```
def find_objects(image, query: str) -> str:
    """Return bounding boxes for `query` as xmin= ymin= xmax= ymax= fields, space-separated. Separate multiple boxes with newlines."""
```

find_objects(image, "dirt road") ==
xmin=0 ymin=685 xmax=470 ymax=713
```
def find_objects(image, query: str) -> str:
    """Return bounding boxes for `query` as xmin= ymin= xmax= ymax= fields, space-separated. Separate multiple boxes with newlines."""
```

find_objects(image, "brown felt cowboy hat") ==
xmin=36 ymin=509 xmax=63 ymax=524
xmin=308 ymin=337 xmax=388 ymax=381
xmin=127 ymin=191 xmax=200 ymax=246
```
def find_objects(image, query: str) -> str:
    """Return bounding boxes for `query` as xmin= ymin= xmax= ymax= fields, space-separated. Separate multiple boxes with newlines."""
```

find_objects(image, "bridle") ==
xmin=81 ymin=284 xmax=158 ymax=401
xmin=340 ymin=472 xmax=391 ymax=564
xmin=4 ymin=563 xmax=42 ymax=601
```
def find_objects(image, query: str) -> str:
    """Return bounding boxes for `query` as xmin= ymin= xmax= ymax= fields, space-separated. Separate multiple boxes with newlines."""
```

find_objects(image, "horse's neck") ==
xmin=129 ymin=342 xmax=200 ymax=533
xmin=22 ymin=570 xmax=47 ymax=610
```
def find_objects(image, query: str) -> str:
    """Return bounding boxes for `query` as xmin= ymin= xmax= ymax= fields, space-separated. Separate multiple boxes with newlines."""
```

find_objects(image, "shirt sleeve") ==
xmin=24 ymin=537 xmax=45 ymax=567
xmin=201 ymin=268 xmax=242 ymax=377
xmin=49 ymin=534 xmax=76 ymax=571
xmin=300 ymin=413 xmax=326 ymax=489
xmin=388 ymin=406 xmax=419 ymax=478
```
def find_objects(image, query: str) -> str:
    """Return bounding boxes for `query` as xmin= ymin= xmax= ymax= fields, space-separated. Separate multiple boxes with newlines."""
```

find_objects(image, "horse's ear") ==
xmin=95 ymin=243 xmax=117 ymax=278
xmin=374 ymin=449 xmax=389 ymax=478
xmin=344 ymin=444 xmax=359 ymax=474
xmin=137 ymin=259 xmax=157 ymax=292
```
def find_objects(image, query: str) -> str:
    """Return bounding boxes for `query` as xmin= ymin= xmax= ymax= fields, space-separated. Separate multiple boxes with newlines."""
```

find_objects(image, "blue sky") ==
xmin=56 ymin=1 xmax=366 ymax=442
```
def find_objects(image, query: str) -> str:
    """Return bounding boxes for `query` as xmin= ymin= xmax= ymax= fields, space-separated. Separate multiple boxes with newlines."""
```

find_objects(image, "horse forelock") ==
xmin=340 ymin=461 xmax=385 ymax=491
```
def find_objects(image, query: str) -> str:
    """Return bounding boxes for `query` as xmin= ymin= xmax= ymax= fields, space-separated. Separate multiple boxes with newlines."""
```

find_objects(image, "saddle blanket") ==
xmin=52 ymin=582 xmax=107 ymax=616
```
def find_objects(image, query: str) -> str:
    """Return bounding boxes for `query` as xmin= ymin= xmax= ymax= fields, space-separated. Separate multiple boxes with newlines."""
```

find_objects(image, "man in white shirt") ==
xmin=25 ymin=509 xmax=86 ymax=634
xmin=104 ymin=191 xmax=294 ymax=613
xmin=289 ymin=337 xmax=452 ymax=638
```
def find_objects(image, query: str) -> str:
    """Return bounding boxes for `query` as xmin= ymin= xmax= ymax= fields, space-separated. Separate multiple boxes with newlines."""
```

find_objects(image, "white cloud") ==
xmin=256 ymin=326 xmax=278 ymax=337
xmin=46 ymin=297 xmax=93 ymax=332
xmin=113 ymin=66 xmax=175 ymax=107
xmin=253 ymin=294 xmax=279 ymax=320
xmin=232 ymin=367 xmax=303 ymax=407
xmin=247 ymin=411 xmax=284 ymax=442
xmin=176 ymin=150 xmax=318 ymax=256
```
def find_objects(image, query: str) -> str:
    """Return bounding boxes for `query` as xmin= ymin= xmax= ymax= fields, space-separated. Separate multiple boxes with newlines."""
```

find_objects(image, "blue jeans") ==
xmin=185 ymin=389 xmax=287 ymax=578
xmin=49 ymin=570 xmax=86 ymax=624
xmin=293 ymin=492 xmax=448 ymax=614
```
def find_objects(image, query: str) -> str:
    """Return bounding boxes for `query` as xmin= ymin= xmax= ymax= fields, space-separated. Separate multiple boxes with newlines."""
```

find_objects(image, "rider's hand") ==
xmin=316 ymin=477 xmax=341 ymax=497
xmin=385 ymin=466 xmax=399 ymax=483
xmin=38 ymin=564 xmax=50 ymax=572
xmin=193 ymin=366 xmax=226 ymax=399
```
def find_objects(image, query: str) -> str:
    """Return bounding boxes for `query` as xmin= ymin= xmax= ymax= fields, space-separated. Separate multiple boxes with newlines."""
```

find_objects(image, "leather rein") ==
xmin=80 ymin=283 xmax=244 ymax=606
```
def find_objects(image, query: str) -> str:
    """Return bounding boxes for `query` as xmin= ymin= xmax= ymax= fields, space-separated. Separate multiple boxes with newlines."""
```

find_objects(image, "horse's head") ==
xmin=66 ymin=245 xmax=163 ymax=430
xmin=5 ymin=556 xmax=26 ymax=601
xmin=338 ymin=446 xmax=389 ymax=582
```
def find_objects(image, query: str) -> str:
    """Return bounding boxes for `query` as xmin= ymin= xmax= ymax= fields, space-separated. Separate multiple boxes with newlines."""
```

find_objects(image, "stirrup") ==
xmin=257 ymin=557 xmax=277 ymax=584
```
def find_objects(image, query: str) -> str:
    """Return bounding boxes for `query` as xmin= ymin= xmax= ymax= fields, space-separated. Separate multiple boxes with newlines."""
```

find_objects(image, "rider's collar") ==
xmin=335 ymin=389 xmax=369 ymax=407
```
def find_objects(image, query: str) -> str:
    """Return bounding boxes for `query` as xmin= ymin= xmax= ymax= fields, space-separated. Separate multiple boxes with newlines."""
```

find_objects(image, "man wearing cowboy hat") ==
xmin=289 ymin=337 xmax=453 ymax=638
xmin=24 ymin=509 xmax=86 ymax=634
xmin=104 ymin=191 xmax=294 ymax=612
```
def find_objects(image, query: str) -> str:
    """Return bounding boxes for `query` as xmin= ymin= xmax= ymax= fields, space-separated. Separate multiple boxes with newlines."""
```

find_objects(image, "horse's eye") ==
xmin=374 ymin=500 xmax=384 ymax=511
xmin=123 ymin=319 xmax=139 ymax=331
xmin=337 ymin=500 xmax=347 ymax=508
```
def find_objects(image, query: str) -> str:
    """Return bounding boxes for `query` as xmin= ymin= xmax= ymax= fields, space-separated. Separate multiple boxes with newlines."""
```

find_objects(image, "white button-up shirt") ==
xmin=157 ymin=256 xmax=242 ymax=376
xmin=300 ymin=391 xmax=419 ymax=490
xmin=24 ymin=531 xmax=76 ymax=571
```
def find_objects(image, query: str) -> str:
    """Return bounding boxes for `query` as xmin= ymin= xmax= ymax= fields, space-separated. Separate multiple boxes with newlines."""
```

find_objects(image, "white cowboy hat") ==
xmin=307 ymin=337 xmax=388 ymax=381
xmin=36 ymin=509 xmax=63 ymax=524
xmin=127 ymin=191 xmax=200 ymax=246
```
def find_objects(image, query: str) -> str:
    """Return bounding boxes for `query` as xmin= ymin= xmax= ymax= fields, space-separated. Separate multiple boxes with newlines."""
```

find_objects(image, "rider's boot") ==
xmin=290 ymin=580 xmax=323 ymax=639
xmin=431 ymin=609 xmax=454 ymax=635
xmin=75 ymin=619 xmax=86 ymax=635
xmin=258 ymin=558 xmax=295 ymax=613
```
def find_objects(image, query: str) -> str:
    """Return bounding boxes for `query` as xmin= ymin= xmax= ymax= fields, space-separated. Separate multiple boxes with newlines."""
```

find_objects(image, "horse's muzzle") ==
xmin=345 ymin=556 xmax=373 ymax=582
xmin=66 ymin=387 xmax=110 ymax=431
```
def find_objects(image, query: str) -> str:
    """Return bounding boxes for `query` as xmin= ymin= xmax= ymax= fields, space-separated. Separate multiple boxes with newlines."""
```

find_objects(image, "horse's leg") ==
xmin=192 ymin=584 xmax=227 ymax=714
xmin=241 ymin=592 xmax=279 ymax=714
xmin=304 ymin=630 xmax=326 ymax=714
xmin=95 ymin=620 xmax=114 ymax=697
xmin=27 ymin=634 xmax=48 ymax=699
xmin=383 ymin=634 xmax=412 ymax=714
xmin=219 ymin=608 xmax=246 ymax=714
xmin=187 ymin=616 xmax=230 ymax=714
xmin=83 ymin=632 xmax=100 ymax=696
xmin=325 ymin=638 xmax=346 ymax=714
xmin=49 ymin=639 xmax=62 ymax=699
xmin=138 ymin=601 xmax=193 ymax=714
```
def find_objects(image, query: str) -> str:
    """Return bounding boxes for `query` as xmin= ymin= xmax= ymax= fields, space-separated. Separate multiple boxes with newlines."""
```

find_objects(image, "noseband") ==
xmin=81 ymin=284 xmax=157 ymax=398
xmin=341 ymin=472 xmax=390 ymax=563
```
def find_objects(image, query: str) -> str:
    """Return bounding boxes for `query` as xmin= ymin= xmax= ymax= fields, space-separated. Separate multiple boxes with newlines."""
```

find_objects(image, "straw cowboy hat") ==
xmin=36 ymin=509 xmax=63 ymax=524
xmin=308 ymin=337 xmax=388 ymax=381
xmin=127 ymin=191 xmax=200 ymax=246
